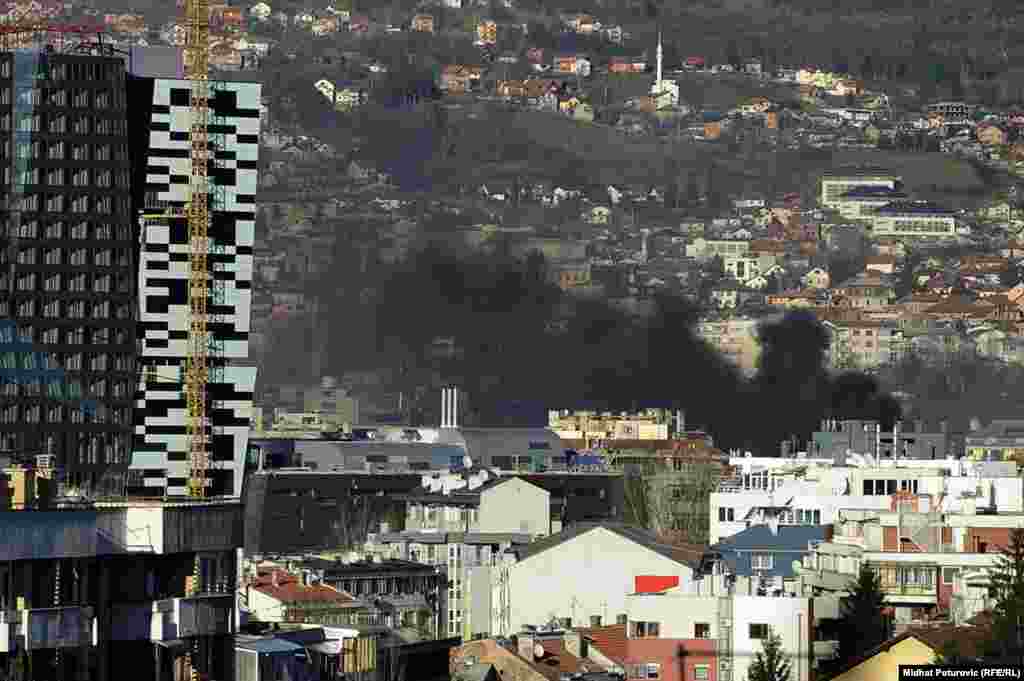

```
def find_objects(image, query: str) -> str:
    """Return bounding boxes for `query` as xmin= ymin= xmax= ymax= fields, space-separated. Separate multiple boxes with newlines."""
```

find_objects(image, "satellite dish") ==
xmin=534 ymin=643 xmax=545 ymax=659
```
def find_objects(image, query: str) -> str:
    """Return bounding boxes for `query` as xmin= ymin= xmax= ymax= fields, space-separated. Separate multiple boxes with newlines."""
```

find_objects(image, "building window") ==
xmin=695 ymin=623 xmax=710 ymax=639
xmin=719 ymin=507 xmax=735 ymax=522
xmin=943 ymin=568 xmax=959 ymax=585
xmin=631 ymin=621 xmax=660 ymax=638
xmin=642 ymin=663 xmax=661 ymax=679
xmin=751 ymin=554 xmax=774 ymax=570
xmin=694 ymin=665 xmax=710 ymax=681
xmin=749 ymin=623 xmax=771 ymax=639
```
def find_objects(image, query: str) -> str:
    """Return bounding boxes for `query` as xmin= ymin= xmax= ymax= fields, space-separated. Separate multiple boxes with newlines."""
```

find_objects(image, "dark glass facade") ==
xmin=0 ymin=53 xmax=135 ymax=494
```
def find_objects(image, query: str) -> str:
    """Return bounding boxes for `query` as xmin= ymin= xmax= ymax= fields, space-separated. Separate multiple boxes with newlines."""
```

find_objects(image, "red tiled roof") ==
xmin=534 ymin=639 xmax=603 ymax=676
xmin=251 ymin=570 xmax=356 ymax=605
xmin=575 ymin=624 xmax=627 ymax=664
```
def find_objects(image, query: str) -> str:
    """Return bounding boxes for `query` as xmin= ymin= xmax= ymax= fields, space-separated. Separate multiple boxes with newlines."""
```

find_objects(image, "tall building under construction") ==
xmin=126 ymin=71 xmax=261 ymax=499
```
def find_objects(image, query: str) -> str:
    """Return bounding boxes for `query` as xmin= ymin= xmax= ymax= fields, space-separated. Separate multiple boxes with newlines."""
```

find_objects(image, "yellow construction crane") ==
xmin=183 ymin=0 xmax=211 ymax=500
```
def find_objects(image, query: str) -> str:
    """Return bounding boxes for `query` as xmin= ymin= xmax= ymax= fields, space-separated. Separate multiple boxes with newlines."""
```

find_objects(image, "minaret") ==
xmin=655 ymin=30 xmax=663 ymax=87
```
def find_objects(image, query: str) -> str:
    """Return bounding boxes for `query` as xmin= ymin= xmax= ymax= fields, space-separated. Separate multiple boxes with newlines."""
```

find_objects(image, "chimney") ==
xmin=590 ymin=615 xmax=602 ymax=627
xmin=767 ymin=514 xmax=779 ymax=535
xmin=517 ymin=634 xmax=535 ymax=660
xmin=616 ymin=614 xmax=628 ymax=625
xmin=271 ymin=571 xmax=279 ymax=588
xmin=565 ymin=629 xmax=584 ymax=658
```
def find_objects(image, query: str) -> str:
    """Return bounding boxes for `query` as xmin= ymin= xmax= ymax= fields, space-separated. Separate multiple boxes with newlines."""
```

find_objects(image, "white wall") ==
xmin=627 ymin=594 xmax=719 ymax=638
xmin=246 ymin=588 xmax=285 ymax=623
xmin=504 ymin=527 xmax=697 ymax=636
xmin=479 ymin=479 xmax=550 ymax=536
xmin=732 ymin=596 xmax=815 ymax=681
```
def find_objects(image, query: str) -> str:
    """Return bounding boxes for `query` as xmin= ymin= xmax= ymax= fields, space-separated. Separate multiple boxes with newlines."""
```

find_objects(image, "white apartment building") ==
xmin=686 ymin=238 xmax=751 ymax=260
xmin=627 ymin=585 xmax=841 ymax=681
xmin=870 ymin=201 xmax=958 ymax=239
xmin=798 ymin=475 xmax=1024 ymax=629
xmin=709 ymin=454 xmax=1023 ymax=544
xmin=819 ymin=170 xmax=902 ymax=210
xmin=833 ymin=186 xmax=909 ymax=219
xmin=370 ymin=471 xmax=549 ymax=639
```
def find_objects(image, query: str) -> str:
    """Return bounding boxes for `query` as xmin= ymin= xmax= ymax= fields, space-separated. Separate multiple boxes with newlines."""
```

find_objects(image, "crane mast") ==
xmin=183 ymin=0 xmax=211 ymax=499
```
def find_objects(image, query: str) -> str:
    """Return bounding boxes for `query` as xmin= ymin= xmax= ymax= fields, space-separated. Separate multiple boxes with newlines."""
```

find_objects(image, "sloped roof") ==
xmin=574 ymin=624 xmax=627 ymax=664
xmin=712 ymin=524 xmax=827 ymax=578
xmin=535 ymin=638 xmax=605 ymax=678
xmin=515 ymin=522 xmax=708 ymax=568
xmin=251 ymin=570 xmax=356 ymax=606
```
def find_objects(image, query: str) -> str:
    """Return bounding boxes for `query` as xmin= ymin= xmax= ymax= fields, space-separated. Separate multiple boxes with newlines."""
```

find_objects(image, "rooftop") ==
xmin=250 ymin=570 xmax=357 ymax=606
xmin=876 ymin=200 xmax=956 ymax=215
xmin=516 ymin=522 xmax=708 ymax=568
xmin=840 ymin=186 xmax=907 ymax=198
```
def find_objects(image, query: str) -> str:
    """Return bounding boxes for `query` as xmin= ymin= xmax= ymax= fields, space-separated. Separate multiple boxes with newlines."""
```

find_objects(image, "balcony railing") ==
xmin=151 ymin=594 xmax=234 ymax=641
xmin=881 ymin=583 xmax=936 ymax=597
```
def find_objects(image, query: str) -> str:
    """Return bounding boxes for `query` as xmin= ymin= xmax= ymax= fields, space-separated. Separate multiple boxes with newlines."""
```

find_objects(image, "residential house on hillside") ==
xmin=832 ymin=272 xmax=897 ymax=309
xmin=441 ymin=65 xmax=483 ymax=93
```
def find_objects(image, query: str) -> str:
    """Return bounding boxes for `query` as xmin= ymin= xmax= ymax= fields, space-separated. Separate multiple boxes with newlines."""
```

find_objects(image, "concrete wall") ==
xmin=625 ymin=638 xmax=716 ymax=681
xmin=505 ymin=526 xmax=697 ymax=636
xmin=732 ymin=596 xmax=814 ymax=681
xmin=247 ymin=588 xmax=286 ymax=623
xmin=468 ymin=565 xmax=493 ymax=639
xmin=628 ymin=594 xmax=720 ymax=639
xmin=479 ymin=479 xmax=550 ymax=536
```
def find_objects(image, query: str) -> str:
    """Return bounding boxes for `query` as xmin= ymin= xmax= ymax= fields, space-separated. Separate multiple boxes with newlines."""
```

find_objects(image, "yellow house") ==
xmin=824 ymin=629 xmax=989 ymax=681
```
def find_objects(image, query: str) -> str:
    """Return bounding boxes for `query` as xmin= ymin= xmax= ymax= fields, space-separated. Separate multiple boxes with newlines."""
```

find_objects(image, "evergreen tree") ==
xmin=836 ymin=565 xmax=890 ymax=663
xmin=748 ymin=631 xmax=791 ymax=681
xmin=986 ymin=527 xmax=1024 ymax=658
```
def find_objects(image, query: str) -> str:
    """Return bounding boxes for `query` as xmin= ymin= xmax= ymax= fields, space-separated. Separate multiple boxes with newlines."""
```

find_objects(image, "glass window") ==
xmin=751 ymin=554 xmax=774 ymax=570
xmin=645 ymin=664 xmax=661 ymax=680
xmin=694 ymin=623 xmax=710 ymax=639
xmin=695 ymin=665 xmax=710 ymax=681
xmin=749 ymin=623 xmax=770 ymax=639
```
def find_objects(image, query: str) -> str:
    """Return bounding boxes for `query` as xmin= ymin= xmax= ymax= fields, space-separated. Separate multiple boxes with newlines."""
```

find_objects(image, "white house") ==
xmin=498 ymin=523 xmax=710 ymax=636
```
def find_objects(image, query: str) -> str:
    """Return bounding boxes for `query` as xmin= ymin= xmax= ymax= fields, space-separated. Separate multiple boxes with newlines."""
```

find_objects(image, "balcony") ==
xmin=151 ymin=594 xmax=234 ymax=641
xmin=881 ymin=583 xmax=937 ymax=604
xmin=22 ymin=606 xmax=95 ymax=650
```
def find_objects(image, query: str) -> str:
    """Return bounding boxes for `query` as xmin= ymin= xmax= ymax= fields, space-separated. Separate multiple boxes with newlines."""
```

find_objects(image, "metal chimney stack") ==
xmin=441 ymin=387 xmax=459 ymax=428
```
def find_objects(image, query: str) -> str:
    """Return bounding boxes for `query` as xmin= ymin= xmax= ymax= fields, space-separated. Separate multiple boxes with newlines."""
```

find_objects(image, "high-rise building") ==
xmin=0 ymin=52 xmax=137 ymax=495
xmin=126 ymin=74 xmax=260 ymax=498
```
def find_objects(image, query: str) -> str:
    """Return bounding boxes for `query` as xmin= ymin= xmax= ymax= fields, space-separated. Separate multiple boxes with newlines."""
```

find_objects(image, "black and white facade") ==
xmin=128 ymin=78 xmax=260 ymax=498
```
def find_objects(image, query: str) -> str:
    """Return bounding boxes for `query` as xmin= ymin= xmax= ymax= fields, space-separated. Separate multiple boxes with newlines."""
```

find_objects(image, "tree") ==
xmin=836 ymin=565 xmax=890 ymax=664
xmin=748 ymin=631 xmax=791 ymax=681
xmin=986 ymin=527 xmax=1024 ymax=659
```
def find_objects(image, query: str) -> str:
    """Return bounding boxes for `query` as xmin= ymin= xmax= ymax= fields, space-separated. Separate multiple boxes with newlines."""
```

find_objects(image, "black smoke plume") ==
xmin=371 ymin=246 xmax=900 ymax=454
